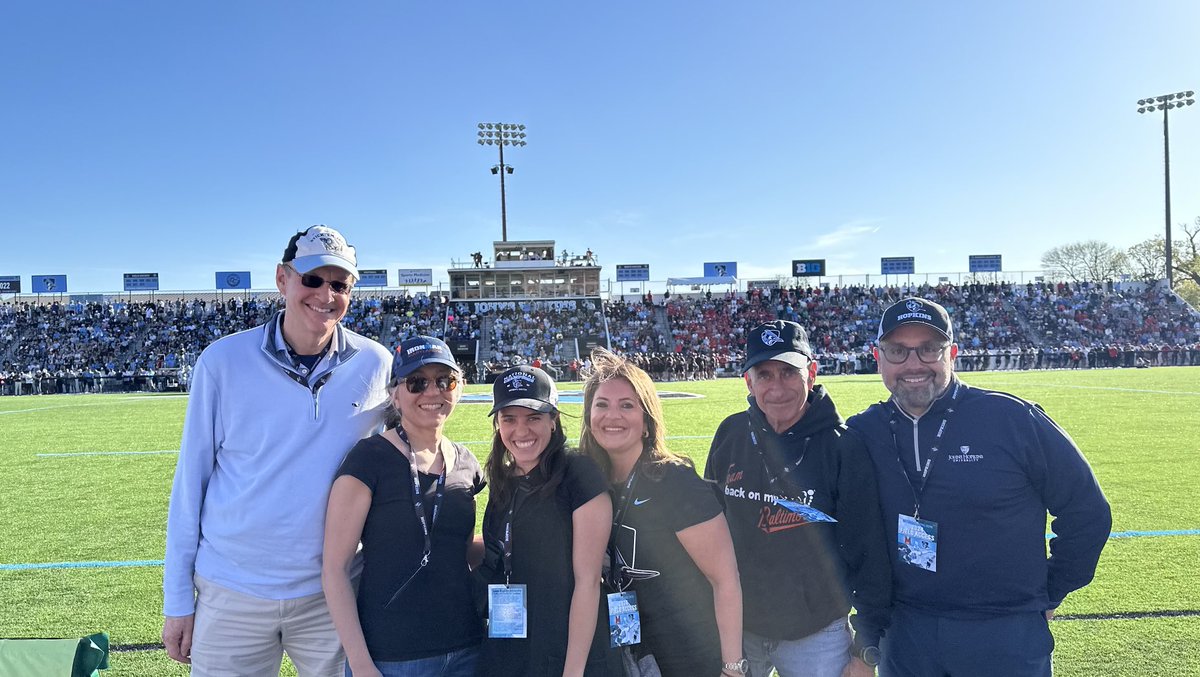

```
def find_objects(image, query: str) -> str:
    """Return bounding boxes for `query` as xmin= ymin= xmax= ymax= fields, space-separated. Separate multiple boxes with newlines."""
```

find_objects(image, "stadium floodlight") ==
xmin=1136 ymin=90 xmax=1195 ymax=287
xmin=475 ymin=121 xmax=528 ymax=242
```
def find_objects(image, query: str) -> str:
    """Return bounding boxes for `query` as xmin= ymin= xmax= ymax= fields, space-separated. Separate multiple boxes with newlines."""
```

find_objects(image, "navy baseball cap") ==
xmin=392 ymin=336 xmax=461 ymax=382
xmin=878 ymin=297 xmax=953 ymax=342
xmin=489 ymin=365 xmax=558 ymax=416
xmin=742 ymin=320 xmax=813 ymax=374
xmin=283 ymin=225 xmax=359 ymax=279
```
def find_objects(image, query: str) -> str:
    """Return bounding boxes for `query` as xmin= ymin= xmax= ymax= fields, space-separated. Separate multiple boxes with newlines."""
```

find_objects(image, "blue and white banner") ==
xmin=703 ymin=262 xmax=737 ymax=278
xmin=32 ymin=274 xmax=68 ymax=293
xmin=357 ymin=269 xmax=388 ymax=287
xmin=124 ymin=273 xmax=160 ymax=291
xmin=881 ymin=257 xmax=915 ymax=275
xmin=397 ymin=268 xmax=433 ymax=286
xmin=216 ymin=271 xmax=251 ymax=290
xmin=0 ymin=276 xmax=20 ymax=293
xmin=968 ymin=255 xmax=1002 ymax=273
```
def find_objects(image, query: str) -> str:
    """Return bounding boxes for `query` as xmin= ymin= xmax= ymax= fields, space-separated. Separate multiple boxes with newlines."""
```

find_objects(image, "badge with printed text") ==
xmin=607 ymin=591 xmax=641 ymax=647
xmin=488 ymin=584 xmax=528 ymax=638
xmin=898 ymin=514 xmax=938 ymax=572
xmin=775 ymin=499 xmax=837 ymax=523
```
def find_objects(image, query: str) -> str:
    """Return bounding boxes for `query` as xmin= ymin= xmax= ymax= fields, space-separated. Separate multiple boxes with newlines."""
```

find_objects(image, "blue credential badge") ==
xmin=898 ymin=514 xmax=938 ymax=572
xmin=774 ymin=499 xmax=837 ymax=523
xmin=488 ymin=584 xmax=528 ymax=638
xmin=607 ymin=591 xmax=641 ymax=647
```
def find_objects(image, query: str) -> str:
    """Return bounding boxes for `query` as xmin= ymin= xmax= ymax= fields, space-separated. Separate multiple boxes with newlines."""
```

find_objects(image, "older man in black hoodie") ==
xmin=705 ymin=320 xmax=890 ymax=677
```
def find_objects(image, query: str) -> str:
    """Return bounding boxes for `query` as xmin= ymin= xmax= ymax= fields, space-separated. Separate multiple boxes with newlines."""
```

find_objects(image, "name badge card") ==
xmin=488 ymin=584 xmax=528 ymax=638
xmin=607 ymin=591 xmax=641 ymax=647
xmin=897 ymin=514 xmax=938 ymax=572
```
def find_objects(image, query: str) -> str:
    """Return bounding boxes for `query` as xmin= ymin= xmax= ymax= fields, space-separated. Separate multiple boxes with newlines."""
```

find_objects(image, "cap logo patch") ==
xmin=906 ymin=300 xmax=922 ymax=313
xmin=503 ymin=372 xmax=535 ymax=391
xmin=315 ymin=232 xmax=344 ymax=253
xmin=761 ymin=329 xmax=783 ymax=346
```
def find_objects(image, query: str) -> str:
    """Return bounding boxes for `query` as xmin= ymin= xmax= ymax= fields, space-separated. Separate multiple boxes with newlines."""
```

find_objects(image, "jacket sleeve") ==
xmin=1023 ymin=404 xmax=1111 ymax=608
xmin=836 ymin=427 xmax=892 ymax=649
xmin=162 ymin=356 xmax=222 ymax=617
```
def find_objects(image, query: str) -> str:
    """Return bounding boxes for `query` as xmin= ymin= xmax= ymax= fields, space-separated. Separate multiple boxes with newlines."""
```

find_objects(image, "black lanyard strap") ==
xmin=889 ymin=383 xmax=960 ymax=519
xmin=383 ymin=427 xmax=447 ymax=608
xmin=747 ymin=418 xmax=812 ymax=498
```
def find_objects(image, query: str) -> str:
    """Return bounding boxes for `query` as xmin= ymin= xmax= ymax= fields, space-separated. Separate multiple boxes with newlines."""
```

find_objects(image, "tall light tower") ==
xmin=477 ymin=122 xmax=527 ymax=242
xmin=1137 ymin=91 xmax=1194 ymax=287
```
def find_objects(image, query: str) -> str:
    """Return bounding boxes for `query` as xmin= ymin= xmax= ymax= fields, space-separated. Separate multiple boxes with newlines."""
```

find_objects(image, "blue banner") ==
xmin=881 ymin=257 xmax=915 ymax=275
xmin=703 ymin=262 xmax=737 ymax=278
xmin=123 ymin=273 xmax=160 ymax=291
xmin=32 ymin=274 xmax=68 ymax=293
xmin=357 ymin=269 xmax=388 ymax=287
xmin=215 ymin=271 xmax=251 ymax=290
xmin=968 ymin=255 xmax=1002 ymax=273
xmin=615 ymin=264 xmax=649 ymax=282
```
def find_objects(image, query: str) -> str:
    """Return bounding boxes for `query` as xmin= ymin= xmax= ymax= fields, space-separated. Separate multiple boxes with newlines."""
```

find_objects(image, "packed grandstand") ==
xmin=1 ymin=279 xmax=1198 ymax=395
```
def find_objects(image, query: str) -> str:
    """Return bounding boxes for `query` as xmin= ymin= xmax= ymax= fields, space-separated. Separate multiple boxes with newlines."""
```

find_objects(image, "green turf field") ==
xmin=2 ymin=367 xmax=1198 ymax=676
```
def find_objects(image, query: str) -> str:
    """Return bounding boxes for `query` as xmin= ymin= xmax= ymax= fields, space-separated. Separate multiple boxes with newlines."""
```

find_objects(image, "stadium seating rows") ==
xmin=1 ymin=281 xmax=1198 ymax=394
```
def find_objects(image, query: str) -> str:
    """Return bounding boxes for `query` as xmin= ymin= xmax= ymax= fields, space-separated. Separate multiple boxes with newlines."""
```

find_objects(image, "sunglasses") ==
xmin=287 ymin=265 xmax=353 ymax=295
xmin=404 ymin=374 xmax=459 ymax=394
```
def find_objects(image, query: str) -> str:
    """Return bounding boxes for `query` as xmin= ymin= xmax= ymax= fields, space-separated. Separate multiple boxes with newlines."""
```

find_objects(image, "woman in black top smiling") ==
xmin=323 ymin=336 xmax=485 ymax=677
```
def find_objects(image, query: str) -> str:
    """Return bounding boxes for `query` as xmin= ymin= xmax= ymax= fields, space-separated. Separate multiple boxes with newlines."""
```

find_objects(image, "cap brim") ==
xmin=393 ymin=356 xmax=462 ymax=381
xmin=488 ymin=398 xmax=558 ymax=416
xmin=878 ymin=320 xmax=952 ymax=343
xmin=290 ymin=253 xmax=359 ymax=279
xmin=742 ymin=351 xmax=810 ymax=374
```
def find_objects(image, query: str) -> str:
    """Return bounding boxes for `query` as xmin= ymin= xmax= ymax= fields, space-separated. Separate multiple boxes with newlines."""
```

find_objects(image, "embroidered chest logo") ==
xmin=949 ymin=444 xmax=984 ymax=463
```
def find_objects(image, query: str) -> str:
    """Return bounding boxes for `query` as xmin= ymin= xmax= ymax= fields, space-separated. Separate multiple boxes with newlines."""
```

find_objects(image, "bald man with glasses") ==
xmin=163 ymin=226 xmax=392 ymax=676
xmin=847 ymin=297 xmax=1111 ymax=677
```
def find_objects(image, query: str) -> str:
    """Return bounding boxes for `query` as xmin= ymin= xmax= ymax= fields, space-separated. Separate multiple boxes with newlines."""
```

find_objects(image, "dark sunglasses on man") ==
xmin=404 ymin=374 xmax=459 ymax=394
xmin=286 ymin=264 xmax=354 ymax=295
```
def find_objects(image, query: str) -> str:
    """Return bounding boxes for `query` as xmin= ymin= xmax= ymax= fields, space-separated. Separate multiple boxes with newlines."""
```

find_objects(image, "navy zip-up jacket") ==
xmin=846 ymin=378 xmax=1111 ymax=618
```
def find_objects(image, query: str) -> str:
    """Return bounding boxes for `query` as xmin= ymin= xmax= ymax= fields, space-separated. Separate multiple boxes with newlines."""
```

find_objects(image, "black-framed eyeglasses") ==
xmin=405 ymin=374 xmax=459 ymax=394
xmin=879 ymin=342 xmax=949 ymax=364
xmin=286 ymin=264 xmax=353 ymax=295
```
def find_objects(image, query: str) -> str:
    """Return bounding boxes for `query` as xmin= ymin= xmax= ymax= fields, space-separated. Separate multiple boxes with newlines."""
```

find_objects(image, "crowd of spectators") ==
xmin=3 ymin=280 xmax=1199 ymax=395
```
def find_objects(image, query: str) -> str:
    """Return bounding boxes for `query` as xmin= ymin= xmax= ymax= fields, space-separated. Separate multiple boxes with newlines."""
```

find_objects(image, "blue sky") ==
xmin=2 ymin=2 xmax=1198 ymax=293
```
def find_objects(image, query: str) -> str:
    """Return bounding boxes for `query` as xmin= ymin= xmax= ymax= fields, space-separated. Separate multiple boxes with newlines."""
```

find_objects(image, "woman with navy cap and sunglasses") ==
xmin=323 ymin=336 xmax=485 ymax=677
xmin=475 ymin=366 xmax=622 ymax=677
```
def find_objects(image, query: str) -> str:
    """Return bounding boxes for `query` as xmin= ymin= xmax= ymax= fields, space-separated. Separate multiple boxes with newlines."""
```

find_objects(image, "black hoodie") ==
xmin=704 ymin=384 xmax=891 ymax=646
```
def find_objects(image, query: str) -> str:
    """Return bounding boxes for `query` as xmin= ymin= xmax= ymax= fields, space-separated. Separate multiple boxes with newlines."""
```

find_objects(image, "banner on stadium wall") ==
xmin=32 ymin=275 xmax=68 ymax=293
xmin=357 ymin=269 xmax=388 ymax=287
xmin=747 ymin=279 xmax=781 ymax=290
xmin=123 ymin=273 xmax=160 ymax=291
xmin=445 ymin=339 xmax=477 ymax=357
xmin=469 ymin=299 xmax=599 ymax=314
xmin=792 ymin=259 xmax=826 ymax=277
xmin=968 ymin=255 xmax=1002 ymax=273
xmin=615 ymin=264 xmax=650 ymax=282
xmin=703 ymin=262 xmax=737 ymax=278
xmin=881 ymin=257 xmax=915 ymax=275
xmin=216 ymin=271 xmax=251 ymax=290
xmin=0 ymin=276 xmax=20 ymax=293
xmin=397 ymin=268 xmax=433 ymax=286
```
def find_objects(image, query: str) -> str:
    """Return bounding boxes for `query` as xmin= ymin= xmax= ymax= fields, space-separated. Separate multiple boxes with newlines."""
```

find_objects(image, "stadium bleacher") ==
xmin=2 ymin=280 xmax=1198 ymax=395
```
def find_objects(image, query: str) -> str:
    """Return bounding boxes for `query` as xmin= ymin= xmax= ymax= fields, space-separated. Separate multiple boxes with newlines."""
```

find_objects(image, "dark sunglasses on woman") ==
xmin=405 ymin=374 xmax=459 ymax=394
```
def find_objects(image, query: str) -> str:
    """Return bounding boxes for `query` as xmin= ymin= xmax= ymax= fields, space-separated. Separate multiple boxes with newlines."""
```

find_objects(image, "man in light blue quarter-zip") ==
xmin=162 ymin=226 xmax=392 ymax=677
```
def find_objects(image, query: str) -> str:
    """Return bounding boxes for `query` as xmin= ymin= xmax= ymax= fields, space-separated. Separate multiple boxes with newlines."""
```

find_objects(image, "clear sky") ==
xmin=2 ymin=1 xmax=1198 ymax=293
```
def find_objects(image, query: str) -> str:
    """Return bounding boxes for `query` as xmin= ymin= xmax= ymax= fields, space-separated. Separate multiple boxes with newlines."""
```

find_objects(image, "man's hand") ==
xmin=842 ymin=655 xmax=876 ymax=677
xmin=162 ymin=614 xmax=195 ymax=664
xmin=1045 ymin=609 xmax=1056 ymax=621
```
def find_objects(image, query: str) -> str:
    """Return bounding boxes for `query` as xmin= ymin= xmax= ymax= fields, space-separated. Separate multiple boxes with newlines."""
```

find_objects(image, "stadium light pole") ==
xmin=1137 ymin=90 xmax=1194 ymax=288
xmin=477 ymin=122 xmax=527 ymax=242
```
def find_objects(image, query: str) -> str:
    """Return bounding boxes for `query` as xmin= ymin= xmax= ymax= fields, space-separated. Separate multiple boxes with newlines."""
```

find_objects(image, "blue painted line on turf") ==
xmin=0 ymin=559 xmax=164 ymax=571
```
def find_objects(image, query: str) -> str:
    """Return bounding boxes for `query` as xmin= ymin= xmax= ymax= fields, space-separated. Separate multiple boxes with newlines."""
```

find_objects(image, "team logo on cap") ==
xmin=314 ymin=231 xmax=345 ymax=254
xmin=906 ymin=300 xmax=922 ymax=313
xmin=761 ymin=329 xmax=783 ymax=346
xmin=503 ymin=371 xmax=535 ymax=391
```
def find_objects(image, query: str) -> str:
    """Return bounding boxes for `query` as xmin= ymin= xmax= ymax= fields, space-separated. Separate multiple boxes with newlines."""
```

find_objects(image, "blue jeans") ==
xmin=345 ymin=645 xmax=480 ymax=677
xmin=879 ymin=606 xmax=1052 ymax=677
xmin=744 ymin=618 xmax=851 ymax=677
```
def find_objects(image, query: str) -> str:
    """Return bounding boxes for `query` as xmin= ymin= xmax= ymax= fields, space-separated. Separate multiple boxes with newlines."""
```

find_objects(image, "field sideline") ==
xmin=2 ymin=367 xmax=1198 ymax=676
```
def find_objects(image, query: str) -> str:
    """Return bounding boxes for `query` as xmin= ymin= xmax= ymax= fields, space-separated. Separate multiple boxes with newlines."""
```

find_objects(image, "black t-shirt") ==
xmin=612 ymin=461 xmax=723 ymax=677
xmin=476 ymin=453 xmax=623 ymax=677
xmin=336 ymin=434 xmax=486 ymax=661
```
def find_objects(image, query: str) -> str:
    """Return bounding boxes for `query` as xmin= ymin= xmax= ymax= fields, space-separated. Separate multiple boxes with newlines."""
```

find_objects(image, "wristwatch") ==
xmin=856 ymin=644 xmax=881 ymax=667
xmin=722 ymin=659 xmax=749 ymax=675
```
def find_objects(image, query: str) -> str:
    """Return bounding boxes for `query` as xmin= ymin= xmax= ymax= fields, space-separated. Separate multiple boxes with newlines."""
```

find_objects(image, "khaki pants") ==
xmin=191 ymin=575 xmax=343 ymax=677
